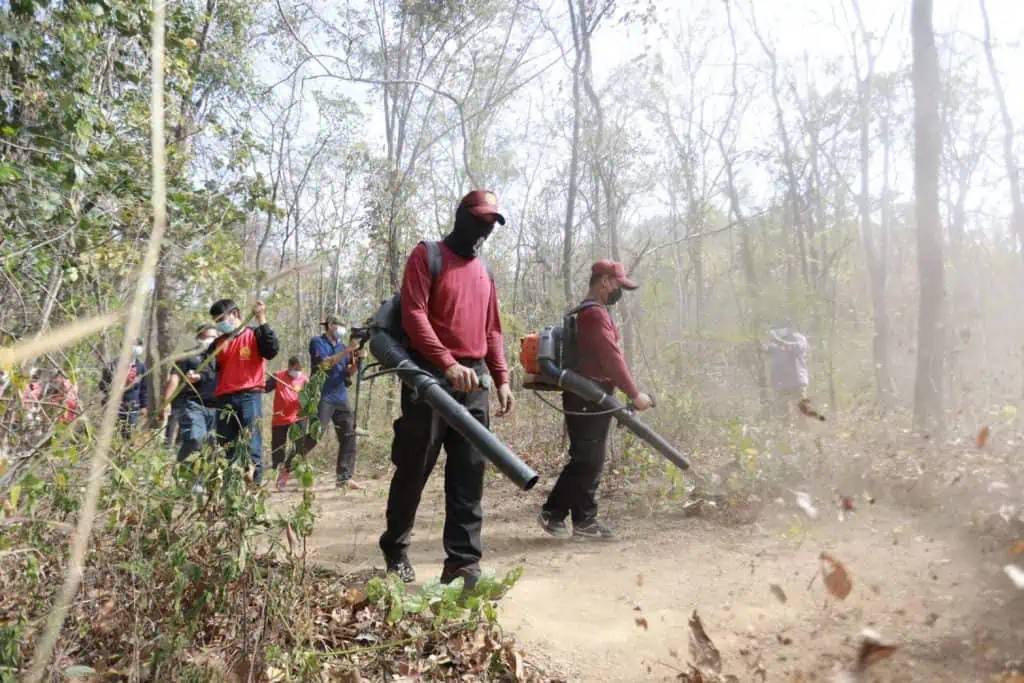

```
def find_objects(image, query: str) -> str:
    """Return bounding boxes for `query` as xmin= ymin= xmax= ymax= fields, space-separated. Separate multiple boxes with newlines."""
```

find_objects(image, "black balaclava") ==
xmin=443 ymin=206 xmax=495 ymax=259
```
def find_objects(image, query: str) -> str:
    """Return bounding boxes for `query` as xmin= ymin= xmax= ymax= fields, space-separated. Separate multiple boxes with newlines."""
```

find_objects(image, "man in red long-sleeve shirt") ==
xmin=379 ymin=190 xmax=515 ymax=589
xmin=539 ymin=259 xmax=652 ymax=541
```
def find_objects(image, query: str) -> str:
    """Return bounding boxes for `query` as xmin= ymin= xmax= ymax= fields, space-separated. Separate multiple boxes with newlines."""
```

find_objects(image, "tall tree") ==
xmin=911 ymin=0 xmax=944 ymax=433
xmin=978 ymin=0 xmax=1024 ymax=258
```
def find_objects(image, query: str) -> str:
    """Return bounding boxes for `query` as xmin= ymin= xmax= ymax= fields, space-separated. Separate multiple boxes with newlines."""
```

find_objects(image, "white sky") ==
xmin=254 ymin=0 xmax=1024 ymax=253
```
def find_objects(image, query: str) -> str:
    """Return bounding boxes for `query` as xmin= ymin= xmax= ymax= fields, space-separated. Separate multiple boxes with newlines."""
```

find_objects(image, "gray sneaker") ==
xmin=573 ymin=519 xmax=617 ymax=541
xmin=538 ymin=511 xmax=570 ymax=538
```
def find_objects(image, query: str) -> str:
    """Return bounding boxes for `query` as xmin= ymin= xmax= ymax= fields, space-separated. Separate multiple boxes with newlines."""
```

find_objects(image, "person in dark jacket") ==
xmin=205 ymin=299 xmax=278 ymax=484
xmin=162 ymin=324 xmax=219 ymax=463
xmin=100 ymin=337 xmax=149 ymax=440
xmin=538 ymin=260 xmax=652 ymax=541
xmin=379 ymin=190 xmax=515 ymax=589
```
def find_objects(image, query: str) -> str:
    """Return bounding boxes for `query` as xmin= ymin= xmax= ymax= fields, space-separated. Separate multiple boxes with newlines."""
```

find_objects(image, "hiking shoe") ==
xmin=276 ymin=470 xmax=290 ymax=491
xmin=440 ymin=565 xmax=481 ymax=592
xmin=336 ymin=477 xmax=365 ymax=490
xmin=573 ymin=519 xmax=617 ymax=541
xmin=538 ymin=511 xmax=570 ymax=538
xmin=355 ymin=427 xmax=370 ymax=437
xmin=386 ymin=557 xmax=416 ymax=584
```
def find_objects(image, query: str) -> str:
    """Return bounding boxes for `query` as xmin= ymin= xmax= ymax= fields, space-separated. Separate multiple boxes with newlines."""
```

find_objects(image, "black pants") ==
xmin=543 ymin=391 xmax=613 ymax=525
xmin=379 ymin=374 xmax=489 ymax=571
xmin=270 ymin=420 xmax=314 ymax=472
xmin=318 ymin=398 xmax=357 ymax=480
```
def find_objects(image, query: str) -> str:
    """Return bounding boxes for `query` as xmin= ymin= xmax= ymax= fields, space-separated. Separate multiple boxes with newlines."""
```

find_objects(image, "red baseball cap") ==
xmin=591 ymin=259 xmax=638 ymax=290
xmin=459 ymin=190 xmax=505 ymax=225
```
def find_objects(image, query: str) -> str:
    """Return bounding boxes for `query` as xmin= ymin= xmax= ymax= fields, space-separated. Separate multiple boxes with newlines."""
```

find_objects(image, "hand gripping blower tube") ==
xmin=520 ymin=324 xmax=690 ymax=472
xmin=368 ymin=295 xmax=539 ymax=491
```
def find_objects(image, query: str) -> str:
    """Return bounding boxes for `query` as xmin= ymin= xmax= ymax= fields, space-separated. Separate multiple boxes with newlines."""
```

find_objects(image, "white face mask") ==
xmin=198 ymin=337 xmax=215 ymax=350
xmin=288 ymin=369 xmax=300 ymax=378
xmin=132 ymin=345 xmax=144 ymax=357
xmin=332 ymin=325 xmax=346 ymax=339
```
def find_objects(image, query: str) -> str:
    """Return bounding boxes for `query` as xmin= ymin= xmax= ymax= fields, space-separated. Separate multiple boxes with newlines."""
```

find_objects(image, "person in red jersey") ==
xmin=206 ymin=298 xmax=279 ymax=484
xmin=538 ymin=259 xmax=652 ymax=541
xmin=264 ymin=355 xmax=312 ymax=490
xmin=379 ymin=190 xmax=515 ymax=589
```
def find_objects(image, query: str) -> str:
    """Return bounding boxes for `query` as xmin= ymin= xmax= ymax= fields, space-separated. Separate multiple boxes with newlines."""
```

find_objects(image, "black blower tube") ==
xmin=536 ymin=330 xmax=690 ymax=471
xmin=369 ymin=329 xmax=539 ymax=491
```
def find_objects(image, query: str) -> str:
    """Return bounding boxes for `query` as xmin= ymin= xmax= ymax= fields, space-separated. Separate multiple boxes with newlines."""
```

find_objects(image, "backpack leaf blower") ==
xmin=364 ymin=295 xmax=539 ymax=492
xmin=520 ymin=321 xmax=691 ymax=472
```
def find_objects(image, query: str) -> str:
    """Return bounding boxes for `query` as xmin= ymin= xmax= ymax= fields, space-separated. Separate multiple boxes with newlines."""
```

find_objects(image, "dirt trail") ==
xmin=286 ymin=475 xmax=1021 ymax=682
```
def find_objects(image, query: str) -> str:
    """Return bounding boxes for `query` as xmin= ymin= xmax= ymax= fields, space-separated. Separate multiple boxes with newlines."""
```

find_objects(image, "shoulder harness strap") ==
xmin=423 ymin=240 xmax=494 ymax=282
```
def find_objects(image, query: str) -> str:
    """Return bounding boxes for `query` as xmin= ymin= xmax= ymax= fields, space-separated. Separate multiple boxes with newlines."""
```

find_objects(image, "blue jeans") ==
xmin=176 ymin=401 xmax=216 ymax=463
xmin=216 ymin=391 xmax=264 ymax=483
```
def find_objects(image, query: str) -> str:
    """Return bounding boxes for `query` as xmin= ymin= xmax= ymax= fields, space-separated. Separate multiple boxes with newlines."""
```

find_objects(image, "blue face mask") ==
xmin=216 ymin=320 xmax=236 ymax=335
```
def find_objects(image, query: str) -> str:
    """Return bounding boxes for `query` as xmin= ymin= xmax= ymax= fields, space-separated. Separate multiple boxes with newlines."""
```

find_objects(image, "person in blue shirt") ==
xmin=309 ymin=314 xmax=364 ymax=489
xmin=99 ymin=337 xmax=149 ymax=440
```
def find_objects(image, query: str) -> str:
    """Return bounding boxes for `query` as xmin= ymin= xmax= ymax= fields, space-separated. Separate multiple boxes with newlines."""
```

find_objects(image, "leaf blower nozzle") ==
xmin=523 ymin=325 xmax=690 ymax=472
xmin=369 ymin=297 xmax=539 ymax=491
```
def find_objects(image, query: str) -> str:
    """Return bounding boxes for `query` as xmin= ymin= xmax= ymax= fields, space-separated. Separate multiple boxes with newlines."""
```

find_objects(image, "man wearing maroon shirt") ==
xmin=379 ymin=190 xmax=515 ymax=588
xmin=539 ymin=260 xmax=652 ymax=541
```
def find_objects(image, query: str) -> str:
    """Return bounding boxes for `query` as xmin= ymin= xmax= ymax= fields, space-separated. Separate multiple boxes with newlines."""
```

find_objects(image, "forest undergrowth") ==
xmin=2 ymin=378 xmax=1024 ymax=682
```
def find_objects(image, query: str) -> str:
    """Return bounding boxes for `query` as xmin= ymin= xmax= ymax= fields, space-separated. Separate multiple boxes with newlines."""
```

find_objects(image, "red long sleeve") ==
xmin=400 ymin=242 xmax=508 ymax=385
xmin=484 ymin=278 xmax=509 ymax=386
xmin=575 ymin=305 xmax=639 ymax=399
xmin=400 ymin=244 xmax=457 ymax=372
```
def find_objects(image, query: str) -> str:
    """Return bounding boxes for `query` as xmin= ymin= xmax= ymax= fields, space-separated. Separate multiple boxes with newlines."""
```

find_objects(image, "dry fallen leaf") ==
xmin=769 ymin=583 xmax=788 ymax=603
xmin=794 ymin=491 xmax=819 ymax=519
xmin=688 ymin=609 xmax=722 ymax=674
xmin=636 ymin=572 xmax=644 ymax=587
xmin=854 ymin=628 xmax=898 ymax=671
xmin=839 ymin=496 xmax=855 ymax=511
xmin=1003 ymin=564 xmax=1024 ymax=589
xmin=634 ymin=617 xmax=648 ymax=630
xmin=1010 ymin=540 xmax=1024 ymax=555
xmin=976 ymin=425 xmax=991 ymax=449
xmin=820 ymin=553 xmax=853 ymax=600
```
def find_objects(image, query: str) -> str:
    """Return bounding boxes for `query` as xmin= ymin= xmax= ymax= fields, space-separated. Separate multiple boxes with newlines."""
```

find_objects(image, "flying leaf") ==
xmin=688 ymin=610 xmax=722 ymax=673
xmin=1009 ymin=540 xmax=1024 ymax=555
xmin=820 ymin=553 xmax=853 ymax=600
xmin=1003 ymin=565 xmax=1024 ymax=589
xmin=794 ymin=491 xmax=818 ymax=519
xmin=976 ymin=426 xmax=991 ymax=449
xmin=853 ymin=628 xmax=898 ymax=672
xmin=769 ymin=583 xmax=788 ymax=603
xmin=634 ymin=617 xmax=648 ymax=630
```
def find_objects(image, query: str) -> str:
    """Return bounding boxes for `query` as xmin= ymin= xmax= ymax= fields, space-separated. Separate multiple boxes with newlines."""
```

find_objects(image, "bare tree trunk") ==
xmin=851 ymin=7 xmax=893 ymax=409
xmin=979 ymin=0 xmax=1024 ymax=256
xmin=561 ymin=0 xmax=584 ymax=306
xmin=911 ymin=0 xmax=945 ymax=434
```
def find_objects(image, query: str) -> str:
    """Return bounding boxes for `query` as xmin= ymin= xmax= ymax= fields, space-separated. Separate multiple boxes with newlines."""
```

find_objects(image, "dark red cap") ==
xmin=591 ymin=259 xmax=638 ymax=290
xmin=459 ymin=190 xmax=505 ymax=225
